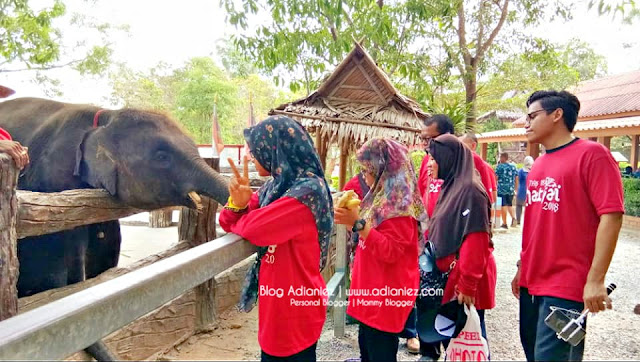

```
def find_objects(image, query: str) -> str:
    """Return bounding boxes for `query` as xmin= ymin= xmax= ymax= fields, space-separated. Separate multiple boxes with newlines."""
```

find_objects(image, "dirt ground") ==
xmin=159 ymin=227 xmax=640 ymax=361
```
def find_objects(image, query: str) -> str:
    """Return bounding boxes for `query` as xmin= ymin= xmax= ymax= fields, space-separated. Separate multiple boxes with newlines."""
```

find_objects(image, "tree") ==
xmin=0 ymin=0 xmax=115 ymax=75
xmin=220 ymin=0 xmax=572 ymax=126
xmin=588 ymin=0 xmax=639 ymax=23
xmin=476 ymin=39 xmax=608 ymax=113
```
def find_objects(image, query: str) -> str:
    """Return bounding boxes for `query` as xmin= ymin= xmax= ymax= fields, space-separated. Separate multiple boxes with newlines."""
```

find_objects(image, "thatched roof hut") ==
xmin=270 ymin=42 xmax=428 ymax=188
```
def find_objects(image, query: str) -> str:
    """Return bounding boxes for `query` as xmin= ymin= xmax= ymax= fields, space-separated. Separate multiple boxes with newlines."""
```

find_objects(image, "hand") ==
xmin=583 ymin=281 xmax=612 ymax=313
xmin=334 ymin=206 xmax=360 ymax=228
xmin=0 ymin=140 xmax=29 ymax=169
xmin=511 ymin=267 xmax=521 ymax=299
xmin=228 ymin=156 xmax=252 ymax=209
xmin=457 ymin=292 xmax=475 ymax=306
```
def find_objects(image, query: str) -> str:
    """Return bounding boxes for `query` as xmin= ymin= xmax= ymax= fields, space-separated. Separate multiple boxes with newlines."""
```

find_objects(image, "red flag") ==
xmin=211 ymin=101 xmax=224 ymax=157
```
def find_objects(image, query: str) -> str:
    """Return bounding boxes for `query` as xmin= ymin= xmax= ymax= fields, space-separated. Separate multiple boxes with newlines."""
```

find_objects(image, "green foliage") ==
xmin=477 ymin=39 xmax=608 ymax=113
xmin=220 ymin=0 xmax=572 ymax=126
xmin=623 ymin=178 xmax=640 ymax=217
xmin=588 ymin=0 xmax=639 ymax=24
xmin=109 ymin=56 xmax=297 ymax=145
xmin=0 ymin=1 xmax=116 ymax=75
xmin=0 ymin=0 xmax=66 ymax=69
xmin=426 ymin=96 xmax=475 ymax=135
xmin=409 ymin=150 xmax=426 ymax=179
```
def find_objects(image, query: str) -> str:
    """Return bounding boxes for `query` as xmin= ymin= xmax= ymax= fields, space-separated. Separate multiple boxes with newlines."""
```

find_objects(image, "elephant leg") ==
xmin=18 ymin=233 xmax=68 ymax=297
xmin=64 ymin=227 xmax=89 ymax=285
xmin=85 ymin=221 xmax=122 ymax=279
xmin=84 ymin=340 xmax=118 ymax=361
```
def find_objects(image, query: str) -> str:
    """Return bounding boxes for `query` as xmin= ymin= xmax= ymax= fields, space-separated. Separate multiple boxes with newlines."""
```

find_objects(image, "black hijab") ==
xmin=428 ymin=134 xmax=491 ymax=258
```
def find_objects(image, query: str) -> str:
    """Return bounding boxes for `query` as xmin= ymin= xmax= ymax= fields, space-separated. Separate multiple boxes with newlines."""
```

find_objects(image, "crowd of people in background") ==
xmin=0 ymin=89 xmax=625 ymax=362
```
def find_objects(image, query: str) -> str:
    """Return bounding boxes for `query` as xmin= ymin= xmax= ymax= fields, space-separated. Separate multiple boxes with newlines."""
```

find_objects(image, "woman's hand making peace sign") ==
xmin=228 ymin=156 xmax=253 ymax=209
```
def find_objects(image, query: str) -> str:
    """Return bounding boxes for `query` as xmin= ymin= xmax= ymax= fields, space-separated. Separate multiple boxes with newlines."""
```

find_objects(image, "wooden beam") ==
xmin=0 ymin=155 xmax=19 ymax=321
xmin=270 ymin=110 xmax=420 ymax=133
xmin=526 ymin=142 xmax=540 ymax=159
xmin=16 ymin=189 xmax=143 ymax=239
xmin=326 ymin=96 xmax=385 ymax=106
xmin=339 ymin=143 xmax=348 ymax=190
xmin=597 ymin=136 xmax=611 ymax=149
xmin=480 ymin=143 xmax=488 ymax=161
xmin=327 ymin=59 xmax=362 ymax=98
xmin=338 ymin=85 xmax=376 ymax=91
xmin=631 ymin=134 xmax=639 ymax=170
xmin=178 ymin=157 xmax=220 ymax=332
xmin=356 ymin=63 xmax=388 ymax=104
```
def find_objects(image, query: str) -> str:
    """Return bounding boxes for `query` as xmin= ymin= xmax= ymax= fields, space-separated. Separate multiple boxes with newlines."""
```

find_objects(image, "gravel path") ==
xmin=168 ymin=227 xmax=640 ymax=361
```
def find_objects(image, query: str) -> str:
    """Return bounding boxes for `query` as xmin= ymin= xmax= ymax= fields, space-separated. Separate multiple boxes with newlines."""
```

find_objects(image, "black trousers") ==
xmin=261 ymin=343 xmax=317 ymax=362
xmin=358 ymin=322 xmax=399 ymax=362
xmin=520 ymin=287 xmax=586 ymax=361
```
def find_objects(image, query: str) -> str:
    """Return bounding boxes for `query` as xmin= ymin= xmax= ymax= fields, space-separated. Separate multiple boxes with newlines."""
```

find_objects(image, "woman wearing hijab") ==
xmin=515 ymin=156 xmax=534 ymax=225
xmin=335 ymin=138 xmax=424 ymax=362
xmin=420 ymin=134 xmax=496 ymax=358
xmin=219 ymin=116 xmax=333 ymax=362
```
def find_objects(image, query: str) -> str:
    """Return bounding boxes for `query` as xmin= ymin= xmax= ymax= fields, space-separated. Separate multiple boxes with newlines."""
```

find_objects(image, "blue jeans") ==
xmin=519 ymin=287 xmax=586 ymax=361
xmin=399 ymin=304 xmax=418 ymax=339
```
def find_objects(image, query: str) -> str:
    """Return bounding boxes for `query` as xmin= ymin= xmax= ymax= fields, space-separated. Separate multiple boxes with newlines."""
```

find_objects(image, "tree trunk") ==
xmin=465 ymin=74 xmax=478 ymax=128
xmin=149 ymin=208 xmax=174 ymax=228
xmin=0 ymin=154 xmax=19 ymax=320
xmin=178 ymin=157 xmax=220 ymax=332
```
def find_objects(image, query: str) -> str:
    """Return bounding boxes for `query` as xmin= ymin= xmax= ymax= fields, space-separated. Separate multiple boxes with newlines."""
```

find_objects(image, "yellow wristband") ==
xmin=227 ymin=196 xmax=247 ymax=210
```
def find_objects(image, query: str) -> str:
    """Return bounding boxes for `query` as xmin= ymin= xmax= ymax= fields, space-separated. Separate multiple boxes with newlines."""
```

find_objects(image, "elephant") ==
xmin=0 ymin=97 xmax=231 ymax=360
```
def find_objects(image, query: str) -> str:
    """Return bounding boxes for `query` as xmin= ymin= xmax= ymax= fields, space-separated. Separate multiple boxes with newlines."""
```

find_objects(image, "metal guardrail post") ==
xmin=0 ymin=233 xmax=256 ymax=360
xmin=333 ymin=224 xmax=348 ymax=338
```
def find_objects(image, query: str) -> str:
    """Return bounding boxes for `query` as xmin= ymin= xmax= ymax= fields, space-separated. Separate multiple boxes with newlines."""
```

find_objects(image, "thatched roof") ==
xmin=271 ymin=42 xmax=428 ymax=150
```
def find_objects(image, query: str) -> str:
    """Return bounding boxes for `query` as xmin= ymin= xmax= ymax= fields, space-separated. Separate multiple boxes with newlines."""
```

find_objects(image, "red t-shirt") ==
xmin=520 ymin=139 xmax=625 ymax=302
xmin=489 ymin=167 xmax=497 ymax=203
xmin=347 ymin=216 xmax=419 ymax=333
xmin=219 ymin=193 xmax=327 ymax=357
xmin=0 ymin=127 xmax=11 ymax=140
xmin=472 ymin=152 xmax=494 ymax=201
xmin=418 ymin=155 xmax=431 ymax=207
xmin=343 ymin=174 xmax=364 ymax=199
xmin=436 ymin=232 xmax=496 ymax=310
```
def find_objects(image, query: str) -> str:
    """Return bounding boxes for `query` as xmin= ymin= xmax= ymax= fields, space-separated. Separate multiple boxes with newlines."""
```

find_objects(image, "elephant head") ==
xmin=76 ymin=109 xmax=229 ymax=210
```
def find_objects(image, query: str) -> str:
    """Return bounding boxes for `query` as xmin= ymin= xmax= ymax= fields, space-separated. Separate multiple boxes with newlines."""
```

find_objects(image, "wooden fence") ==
xmin=0 ymin=153 xmax=349 ymax=359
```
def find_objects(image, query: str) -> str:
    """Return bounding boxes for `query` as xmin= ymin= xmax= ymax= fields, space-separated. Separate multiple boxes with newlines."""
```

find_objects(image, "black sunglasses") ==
xmin=526 ymin=109 xmax=549 ymax=122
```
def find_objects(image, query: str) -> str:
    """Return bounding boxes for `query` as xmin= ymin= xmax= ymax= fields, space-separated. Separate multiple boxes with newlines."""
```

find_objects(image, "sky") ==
xmin=1 ymin=0 xmax=639 ymax=107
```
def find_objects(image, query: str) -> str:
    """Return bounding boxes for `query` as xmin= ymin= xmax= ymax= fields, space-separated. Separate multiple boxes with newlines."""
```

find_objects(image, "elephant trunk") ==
xmin=187 ymin=159 xmax=230 ymax=206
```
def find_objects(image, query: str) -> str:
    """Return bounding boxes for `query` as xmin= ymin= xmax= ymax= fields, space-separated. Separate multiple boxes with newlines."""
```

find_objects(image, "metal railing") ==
xmin=0 ymin=233 xmax=255 ymax=360
xmin=0 ymin=225 xmax=350 ymax=360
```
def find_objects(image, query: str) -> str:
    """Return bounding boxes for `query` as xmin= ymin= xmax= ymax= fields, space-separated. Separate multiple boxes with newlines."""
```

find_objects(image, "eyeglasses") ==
xmin=526 ymin=109 xmax=548 ymax=122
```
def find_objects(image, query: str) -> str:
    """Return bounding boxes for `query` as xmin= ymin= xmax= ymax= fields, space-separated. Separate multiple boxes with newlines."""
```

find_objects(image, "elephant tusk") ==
xmin=188 ymin=191 xmax=203 ymax=211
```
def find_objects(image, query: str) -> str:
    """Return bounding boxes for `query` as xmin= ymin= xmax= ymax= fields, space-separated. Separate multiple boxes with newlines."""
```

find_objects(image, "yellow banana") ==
xmin=346 ymin=199 xmax=361 ymax=210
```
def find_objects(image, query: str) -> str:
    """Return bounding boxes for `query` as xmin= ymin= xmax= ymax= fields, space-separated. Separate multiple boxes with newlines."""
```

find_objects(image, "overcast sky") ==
xmin=2 ymin=0 xmax=639 ymax=106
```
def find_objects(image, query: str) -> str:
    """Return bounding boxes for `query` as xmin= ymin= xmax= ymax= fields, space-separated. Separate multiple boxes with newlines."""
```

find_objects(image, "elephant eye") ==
xmin=153 ymin=151 xmax=171 ymax=164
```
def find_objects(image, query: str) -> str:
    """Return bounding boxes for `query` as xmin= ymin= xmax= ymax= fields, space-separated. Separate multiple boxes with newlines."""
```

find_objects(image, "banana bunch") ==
xmin=336 ymin=190 xmax=361 ymax=210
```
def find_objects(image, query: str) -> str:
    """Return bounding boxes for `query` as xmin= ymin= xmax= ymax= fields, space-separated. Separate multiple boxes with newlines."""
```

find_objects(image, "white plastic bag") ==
xmin=445 ymin=304 xmax=490 ymax=361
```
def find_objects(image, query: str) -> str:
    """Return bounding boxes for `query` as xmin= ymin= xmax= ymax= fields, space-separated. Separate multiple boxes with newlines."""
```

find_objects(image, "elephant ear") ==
xmin=74 ymin=129 xmax=118 ymax=195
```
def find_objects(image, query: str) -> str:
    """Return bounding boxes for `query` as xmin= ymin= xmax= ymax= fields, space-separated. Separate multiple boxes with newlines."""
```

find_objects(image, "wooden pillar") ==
xmin=316 ymin=131 xmax=327 ymax=172
xmin=0 ymin=154 xmax=19 ymax=321
xmin=178 ymin=157 xmax=220 ymax=331
xmin=631 ymin=134 xmax=640 ymax=170
xmin=338 ymin=143 xmax=348 ymax=190
xmin=480 ymin=143 xmax=488 ymax=161
xmin=597 ymin=136 xmax=611 ymax=149
xmin=589 ymin=137 xmax=597 ymax=142
xmin=149 ymin=208 xmax=173 ymax=228
xmin=526 ymin=142 xmax=540 ymax=159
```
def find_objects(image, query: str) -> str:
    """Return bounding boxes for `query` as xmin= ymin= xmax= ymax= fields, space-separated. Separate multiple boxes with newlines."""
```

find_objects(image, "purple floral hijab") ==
xmin=357 ymin=138 xmax=426 ymax=228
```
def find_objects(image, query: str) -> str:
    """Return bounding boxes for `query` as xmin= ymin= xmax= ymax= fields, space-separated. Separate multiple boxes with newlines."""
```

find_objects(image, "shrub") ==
xmin=623 ymin=178 xmax=640 ymax=217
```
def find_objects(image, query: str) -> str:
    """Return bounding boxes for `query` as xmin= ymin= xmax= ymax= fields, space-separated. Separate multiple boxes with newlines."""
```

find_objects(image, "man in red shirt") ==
xmin=512 ymin=90 xmax=624 ymax=361
xmin=0 ymin=127 xmax=29 ymax=169
xmin=459 ymin=133 xmax=496 ymax=204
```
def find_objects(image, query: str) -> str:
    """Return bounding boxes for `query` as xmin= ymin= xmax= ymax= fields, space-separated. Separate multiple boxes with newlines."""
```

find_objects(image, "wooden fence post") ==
xmin=0 ymin=154 xmax=19 ymax=321
xmin=178 ymin=157 xmax=220 ymax=331
xmin=149 ymin=208 xmax=173 ymax=228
